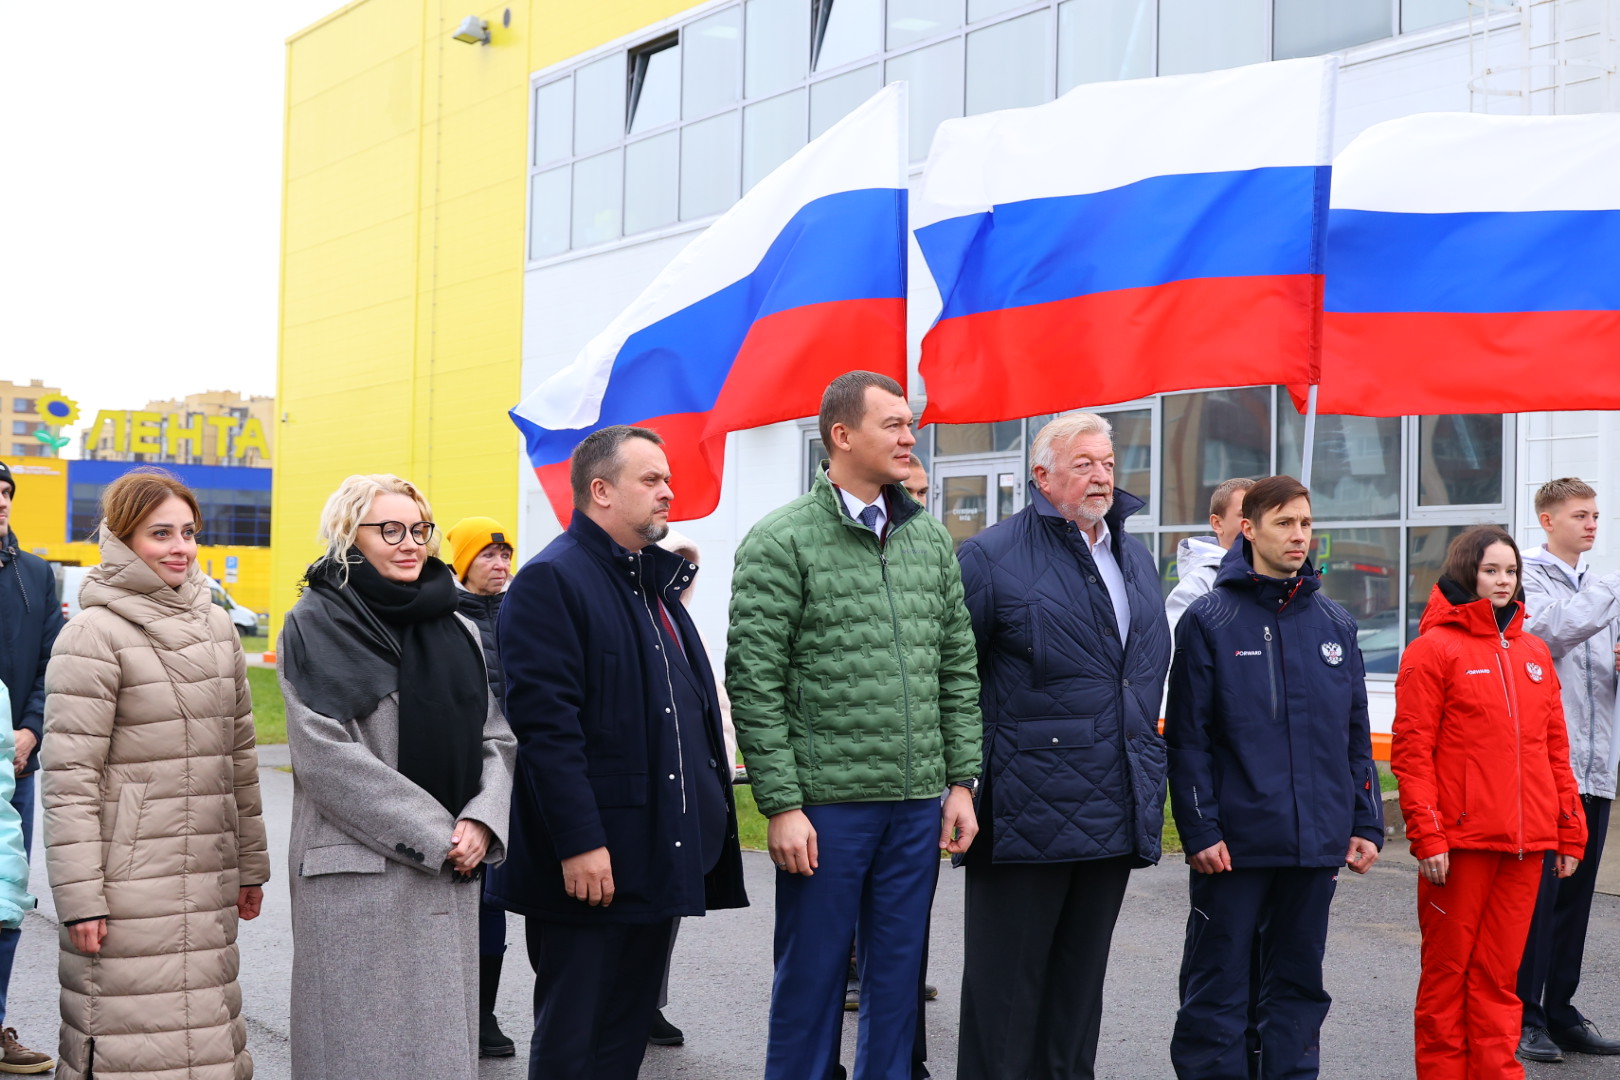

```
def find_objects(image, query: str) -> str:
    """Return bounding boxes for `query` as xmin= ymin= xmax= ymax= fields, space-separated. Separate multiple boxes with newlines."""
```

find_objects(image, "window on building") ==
xmin=809 ymin=63 xmax=883 ymax=137
xmin=680 ymin=112 xmax=741 ymax=220
xmin=971 ymin=0 xmax=1038 ymax=19
xmin=744 ymin=90 xmax=809 ymax=191
xmin=529 ymin=167 xmax=571 ymax=258
xmin=13 ymin=399 xmax=34 ymax=414
xmin=813 ymin=0 xmax=882 ymax=71
xmin=624 ymin=131 xmax=680 ymax=234
xmin=1157 ymin=0 xmax=1268 ymax=76
xmin=11 ymin=443 xmax=31 ymax=457
xmin=572 ymin=54 xmax=624 ymax=155
xmin=684 ymin=10 xmax=743 ymax=119
xmin=805 ymin=434 xmax=827 ymax=491
xmin=1277 ymin=412 xmax=1401 ymax=519
xmin=1057 ymin=0 xmax=1155 ymax=92
xmin=1273 ymin=0 xmax=1393 ymax=59
xmin=746 ymin=0 xmax=811 ymax=97
xmin=534 ymin=79 xmax=573 ymax=166
xmin=1417 ymin=415 xmax=1504 ymax=506
xmin=572 ymin=151 xmax=624 ymax=247
xmin=628 ymin=36 xmax=681 ymax=134
xmin=12 ymin=421 xmax=31 ymax=436
xmin=967 ymin=11 xmax=1050 ymax=115
xmin=887 ymin=37 xmax=966 ymax=161
xmin=1108 ymin=407 xmax=1153 ymax=504
xmin=889 ymin=0 xmax=963 ymax=50
xmin=1317 ymin=526 xmax=1402 ymax=669
xmin=1402 ymin=0 xmax=1470 ymax=32
xmin=1161 ymin=387 xmax=1272 ymax=525
xmin=936 ymin=420 xmax=1025 ymax=456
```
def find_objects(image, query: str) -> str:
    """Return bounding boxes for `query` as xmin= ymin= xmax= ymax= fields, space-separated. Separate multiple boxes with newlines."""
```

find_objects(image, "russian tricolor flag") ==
xmin=512 ymin=84 xmax=908 ymax=523
xmin=1308 ymin=113 xmax=1620 ymax=417
xmin=914 ymin=58 xmax=1337 ymax=425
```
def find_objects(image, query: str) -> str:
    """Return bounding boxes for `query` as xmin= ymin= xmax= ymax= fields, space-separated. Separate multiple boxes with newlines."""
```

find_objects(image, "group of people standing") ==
xmin=5 ymin=367 xmax=1617 ymax=1080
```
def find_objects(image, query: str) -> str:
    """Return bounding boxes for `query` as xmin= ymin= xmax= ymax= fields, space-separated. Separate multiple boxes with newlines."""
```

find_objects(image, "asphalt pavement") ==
xmin=9 ymin=755 xmax=1620 ymax=1079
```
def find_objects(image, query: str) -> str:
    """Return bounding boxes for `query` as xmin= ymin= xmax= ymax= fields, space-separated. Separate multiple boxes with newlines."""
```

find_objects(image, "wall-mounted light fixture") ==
xmin=452 ymin=15 xmax=490 ymax=45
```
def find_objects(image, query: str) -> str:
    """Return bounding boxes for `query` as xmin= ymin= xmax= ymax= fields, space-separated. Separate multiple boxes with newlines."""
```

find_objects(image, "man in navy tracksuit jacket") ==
xmin=1165 ymin=476 xmax=1384 ymax=1080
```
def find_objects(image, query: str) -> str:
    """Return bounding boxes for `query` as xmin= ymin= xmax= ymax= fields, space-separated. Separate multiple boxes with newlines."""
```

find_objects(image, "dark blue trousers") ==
xmin=1171 ymin=866 xmax=1338 ymax=1080
xmin=525 ymin=916 xmax=672 ymax=1080
xmin=765 ymin=799 xmax=940 ymax=1080
xmin=1518 ymin=794 xmax=1611 ymax=1032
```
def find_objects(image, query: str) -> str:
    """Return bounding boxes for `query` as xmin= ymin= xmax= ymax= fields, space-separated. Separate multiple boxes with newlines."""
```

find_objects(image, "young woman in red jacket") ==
xmin=1393 ymin=524 xmax=1586 ymax=1080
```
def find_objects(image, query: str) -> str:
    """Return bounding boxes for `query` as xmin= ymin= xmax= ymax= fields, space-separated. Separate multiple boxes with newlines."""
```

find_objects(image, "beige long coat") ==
xmin=43 ymin=536 xmax=270 ymax=1080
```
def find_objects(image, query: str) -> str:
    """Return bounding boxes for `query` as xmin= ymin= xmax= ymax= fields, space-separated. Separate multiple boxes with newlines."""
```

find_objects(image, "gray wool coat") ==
xmin=278 ymin=613 xmax=515 ymax=1080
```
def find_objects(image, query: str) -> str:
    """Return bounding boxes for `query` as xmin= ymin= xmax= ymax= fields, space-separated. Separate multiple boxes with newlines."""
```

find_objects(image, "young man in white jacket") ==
xmin=1517 ymin=477 xmax=1620 ymax=1062
xmin=1165 ymin=477 xmax=1253 ymax=635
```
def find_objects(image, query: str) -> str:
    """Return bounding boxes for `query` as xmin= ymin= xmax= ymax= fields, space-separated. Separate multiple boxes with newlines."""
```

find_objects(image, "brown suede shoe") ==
xmin=0 ymin=1027 xmax=54 ymax=1074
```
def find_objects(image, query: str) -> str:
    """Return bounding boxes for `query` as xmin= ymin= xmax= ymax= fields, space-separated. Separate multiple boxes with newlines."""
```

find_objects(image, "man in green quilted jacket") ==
xmin=728 ymin=370 xmax=982 ymax=1080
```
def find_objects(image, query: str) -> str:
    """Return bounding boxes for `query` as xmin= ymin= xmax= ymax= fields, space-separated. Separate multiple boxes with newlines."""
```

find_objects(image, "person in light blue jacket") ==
xmin=0 ymin=685 xmax=36 ymax=931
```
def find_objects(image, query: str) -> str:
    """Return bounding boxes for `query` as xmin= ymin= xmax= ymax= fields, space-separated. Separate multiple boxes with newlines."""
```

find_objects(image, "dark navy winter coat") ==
xmin=0 ymin=532 xmax=62 ymax=776
xmin=957 ymin=485 xmax=1172 ymax=866
xmin=489 ymin=513 xmax=747 ymax=925
xmin=1166 ymin=541 xmax=1384 ymax=868
xmin=454 ymin=585 xmax=505 ymax=704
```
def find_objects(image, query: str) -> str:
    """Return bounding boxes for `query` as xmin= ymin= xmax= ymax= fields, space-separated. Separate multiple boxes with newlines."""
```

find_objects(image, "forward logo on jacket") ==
xmin=1526 ymin=661 xmax=1545 ymax=683
xmin=1320 ymin=642 xmax=1344 ymax=667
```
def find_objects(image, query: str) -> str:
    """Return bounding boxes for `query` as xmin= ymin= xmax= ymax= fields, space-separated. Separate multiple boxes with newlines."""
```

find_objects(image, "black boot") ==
xmin=479 ymin=954 xmax=516 ymax=1058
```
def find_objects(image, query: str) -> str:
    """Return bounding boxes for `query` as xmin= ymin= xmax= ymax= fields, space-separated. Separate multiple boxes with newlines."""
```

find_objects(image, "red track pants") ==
xmin=1415 ymin=849 xmax=1544 ymax=1080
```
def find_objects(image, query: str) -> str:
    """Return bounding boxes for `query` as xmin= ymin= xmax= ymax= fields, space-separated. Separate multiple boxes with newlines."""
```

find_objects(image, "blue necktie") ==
xmin=858 ymin=504 xmax=882 ymax=534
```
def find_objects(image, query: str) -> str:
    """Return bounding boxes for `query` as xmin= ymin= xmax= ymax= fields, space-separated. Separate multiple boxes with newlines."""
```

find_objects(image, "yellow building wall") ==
xmin=275 ymin=0 xmax=707 ymax=641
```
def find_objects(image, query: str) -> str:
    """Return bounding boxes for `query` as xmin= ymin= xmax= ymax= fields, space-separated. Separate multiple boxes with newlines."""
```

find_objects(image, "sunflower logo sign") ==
xmin=33 ymin=393 xmax=79 ymax=455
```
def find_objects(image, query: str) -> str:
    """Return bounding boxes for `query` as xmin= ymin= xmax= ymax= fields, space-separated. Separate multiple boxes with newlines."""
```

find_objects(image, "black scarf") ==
xmin=282 ymin=554 xmax=487 ymax=818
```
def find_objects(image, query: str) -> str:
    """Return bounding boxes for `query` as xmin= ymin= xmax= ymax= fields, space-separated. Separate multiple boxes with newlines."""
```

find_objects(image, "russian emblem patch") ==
xmin=1526 ymin=662 xmax=1544 ymax=683
xmin=1320 ymin=642 xmax=1345 ymax=667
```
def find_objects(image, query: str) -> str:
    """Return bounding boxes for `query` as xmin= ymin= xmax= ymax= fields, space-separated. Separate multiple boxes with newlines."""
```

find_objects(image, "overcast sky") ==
xmin=0 ymin=0 xmax=342 ymax=449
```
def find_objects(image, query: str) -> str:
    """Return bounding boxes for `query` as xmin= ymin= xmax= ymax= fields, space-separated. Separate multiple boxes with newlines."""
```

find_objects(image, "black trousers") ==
xmin=957 ymin=856 xmax=1135 ymax=1080
xmin=1171 ymin=867 xmax=1337 ymax=1080
xmin=1518 ymin=794 xmax=1612 ymax=1032
xmin=526 ymin=916 xmax=674 ymax=1080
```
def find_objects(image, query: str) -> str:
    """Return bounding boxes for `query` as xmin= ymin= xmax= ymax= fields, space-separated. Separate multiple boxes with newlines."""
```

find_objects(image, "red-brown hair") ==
xmin=99 ymin=468 xmax=203 ymax=543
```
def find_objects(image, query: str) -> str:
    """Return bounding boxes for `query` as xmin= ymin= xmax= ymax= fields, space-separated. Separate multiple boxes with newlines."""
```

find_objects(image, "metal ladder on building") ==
xmin=1469 ymin=0 xmax=1618 ymax=113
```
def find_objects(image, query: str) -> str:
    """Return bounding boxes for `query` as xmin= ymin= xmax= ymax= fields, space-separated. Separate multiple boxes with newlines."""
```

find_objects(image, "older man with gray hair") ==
xmin=954 ymin=413 xmax=1172 ymax=1080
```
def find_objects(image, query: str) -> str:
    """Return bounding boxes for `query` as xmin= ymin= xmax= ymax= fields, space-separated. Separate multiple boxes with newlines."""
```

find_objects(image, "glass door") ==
xmin=933 ymin=459 xmax=1024 ymax=549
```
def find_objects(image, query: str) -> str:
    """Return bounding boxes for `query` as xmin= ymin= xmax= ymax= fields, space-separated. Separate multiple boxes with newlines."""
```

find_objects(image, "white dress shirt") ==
xmin=838 ymin=486 xmax=888 ymax=535
xmin=1085 ymin=520 xmax=1131 ymax=646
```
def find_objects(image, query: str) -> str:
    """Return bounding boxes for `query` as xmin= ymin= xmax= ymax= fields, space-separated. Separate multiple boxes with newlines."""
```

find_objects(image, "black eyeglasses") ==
xmin=359 ymin=520 xmax=436 ymax=545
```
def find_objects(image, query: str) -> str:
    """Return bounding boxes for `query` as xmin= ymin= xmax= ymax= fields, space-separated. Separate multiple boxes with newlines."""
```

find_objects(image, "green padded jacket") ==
xmin=726 ymin=467 xmax=982 ymax=817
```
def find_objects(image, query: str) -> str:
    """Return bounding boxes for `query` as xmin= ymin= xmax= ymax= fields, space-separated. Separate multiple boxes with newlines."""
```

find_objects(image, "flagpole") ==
xmin=1299 ymin=383 xmax=1319 ymax=489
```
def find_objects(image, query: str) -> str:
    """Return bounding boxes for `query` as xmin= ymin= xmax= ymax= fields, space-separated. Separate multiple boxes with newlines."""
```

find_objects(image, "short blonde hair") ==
xmin=317 ymin=475 xmax=439 ymax=580
xmin=1535 ymin=477 xmax=1596 ymax=516
xmin=1031 ymin=413 xmax=1113 ymax=473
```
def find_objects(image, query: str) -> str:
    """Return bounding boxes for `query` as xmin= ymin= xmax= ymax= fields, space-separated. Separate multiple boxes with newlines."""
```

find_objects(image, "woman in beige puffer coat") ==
xmin=43 ymin=469 xmax=270 ymax=1080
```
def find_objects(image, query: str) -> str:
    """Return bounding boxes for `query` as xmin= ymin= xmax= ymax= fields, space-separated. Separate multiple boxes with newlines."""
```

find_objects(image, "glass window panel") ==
xmin=1161 ymin=388 xmax=1272 ymax=525
xmin=629 ymin=41 xmax=680 ymax=134
xmin=1276 ymin=411 xmax=1400 ymax=519
xmin=1158 ymin=530 xmax=1202 ymax=600
xmin=997 ymin=471 xmax=1019 ymax=520
xmin=571 ymin=151 xmax=623 ymax=247
xmin=815 ymin=0 xmax=882 ymax=71
xmin=967 ymin=12 xmax=1049 ymax=115
xmin=1407 ymin=523 xmax=1508 ymax=643
xmin=810 ymin=63 xmax=883 ymax=137
xmin=935 ymin=421 xmax=1025 ymax=456
xmin=942 ymin=474 xmax=990 ymax=549
xmin=529 ymin=167 xmax=571 ymax=258
xmin=1418 ymin=415 xmax=1504 ymax=506
xmin=887 ymin=39 xmax=966 ymax=162
xmin=534 ymin=79 xmax=573 ymax=165
xmin=744 ymin=90 xmax=808 ymax=191
xmin=573 ymin=54 xmax=624 ymax=154
xmin=1057 ymin=0 xmax=1154 ymax=91
xmin=681 ymin=112 xmax=741 ymax=220
xmin=806 ymin=437 xmax=827 ymax=492
xmin=1313 ymin=526 xmax=1401 ymax=672
xmin=1274 ymin=0 xmax=1392 ymax=59
xmin=971 ymin=0 xmax=1037 ymax=19
xmin=889 ymin=0 xmax=963 ymax=49
xmin=1403 ymin=0 xmax=1469 ymax=32
xmin=1108 ymin=408 xmax=1152 ymax=504
xmin=747 ymin=0 xmax=811 ymax=97
xmin=1157 ymin=0 xmax=1268 ymax=76
xmin=684 ymin=9 xmax=742 ymax=119
xmin=624 ymin=132 xmax=679 ymax=234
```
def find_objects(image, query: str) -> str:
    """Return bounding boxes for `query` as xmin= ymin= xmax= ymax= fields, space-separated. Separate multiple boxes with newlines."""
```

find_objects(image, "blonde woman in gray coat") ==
xmin=278 ymin=474 xmax=515 ymax=1079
